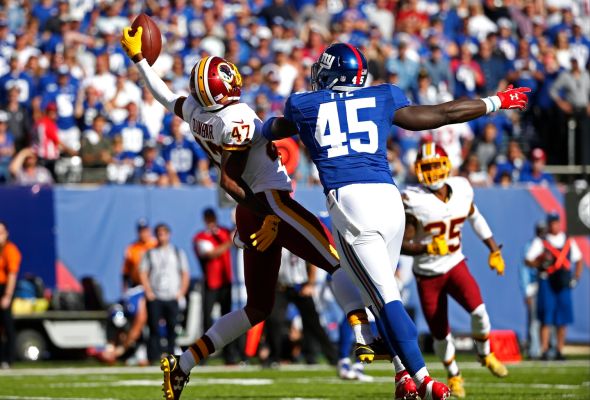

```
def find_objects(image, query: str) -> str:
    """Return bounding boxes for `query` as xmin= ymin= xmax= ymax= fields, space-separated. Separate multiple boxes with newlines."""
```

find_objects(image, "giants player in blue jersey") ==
xmin=263 ymin=43 xmax=530 ymax=400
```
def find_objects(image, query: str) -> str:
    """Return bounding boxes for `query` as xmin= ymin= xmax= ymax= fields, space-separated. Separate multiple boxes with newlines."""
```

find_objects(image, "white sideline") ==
xmin=0 ymin=360 xmax=588 ymax=376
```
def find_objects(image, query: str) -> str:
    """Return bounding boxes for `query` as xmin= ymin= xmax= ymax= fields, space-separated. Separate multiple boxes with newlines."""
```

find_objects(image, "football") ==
xmin=130 ymin=13 xmax=161 ymax=66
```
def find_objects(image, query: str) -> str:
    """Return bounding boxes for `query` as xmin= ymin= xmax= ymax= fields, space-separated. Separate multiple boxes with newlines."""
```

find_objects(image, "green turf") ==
xmin=0 ymin=356 xmax=588 ymax=399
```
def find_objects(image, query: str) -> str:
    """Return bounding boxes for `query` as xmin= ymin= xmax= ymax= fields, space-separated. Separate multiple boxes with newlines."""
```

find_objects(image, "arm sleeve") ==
xmin=569 ymin=240 xmax=582 ymax=263
xmin=549 ymin=74 xmax=565 ymax=101
xmin=525 ymin=238 xmax=543 ymax=262
xmin=196 ymin=239 xmax=215 ymax=256
xmin=179 ymin=250 xmax=190 ymax=272
xmin=138 ymin=253 xmax=149 ymax=272
xmin=136 ymin=59 xmax=180 ymax=114
xmin=7 ymin=244 xmax=21 ymax=273
xmin=467 ymin=204 xmax=493 ymax=240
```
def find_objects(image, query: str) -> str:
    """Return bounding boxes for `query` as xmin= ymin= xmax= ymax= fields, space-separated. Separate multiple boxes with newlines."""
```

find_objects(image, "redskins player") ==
xmin=121 ymin=27 xmax=380 ymax=400
xmin=401 ymin=143 xmax=508 ymax=398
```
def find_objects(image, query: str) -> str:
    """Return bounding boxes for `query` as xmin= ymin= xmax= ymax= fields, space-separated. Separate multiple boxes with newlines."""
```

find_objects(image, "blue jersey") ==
xmin=284 ymin=84 xmax=410 ymax=193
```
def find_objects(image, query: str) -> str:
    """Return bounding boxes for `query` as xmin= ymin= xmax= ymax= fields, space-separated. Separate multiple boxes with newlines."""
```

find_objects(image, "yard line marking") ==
xmin=0 ymin=396 xmax=118 ymax=400
xmin=47 ymin=378 xmax=273 ymax=388
xmin=1 ymin=360 xmax=588 ymax=377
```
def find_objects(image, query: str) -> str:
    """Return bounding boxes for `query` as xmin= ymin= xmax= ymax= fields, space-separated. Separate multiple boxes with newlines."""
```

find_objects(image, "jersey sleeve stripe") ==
xmin=222 ymin=144 xmax=252 ymax=151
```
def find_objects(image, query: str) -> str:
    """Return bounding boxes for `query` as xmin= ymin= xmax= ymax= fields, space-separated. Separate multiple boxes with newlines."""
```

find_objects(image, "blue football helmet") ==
xmin=311 ymin=43 xmax=368 ymax=91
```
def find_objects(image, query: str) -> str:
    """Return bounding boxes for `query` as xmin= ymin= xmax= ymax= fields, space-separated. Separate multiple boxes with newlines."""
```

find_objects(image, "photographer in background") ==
xmin=519 ymin=221 xmax=546 ymax=359
xmin=139 ymin=223 xmax=190 ymax=363
xmin=0 ymin=221 xmax=20 ymax=369
xmin=525 ymin=213 xmax=583 ymax=360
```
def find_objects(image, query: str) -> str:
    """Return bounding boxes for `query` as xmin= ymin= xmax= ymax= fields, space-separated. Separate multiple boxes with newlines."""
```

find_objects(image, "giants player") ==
xmin=120 ymin=28 xmax=377 ymax=400
xmin=401 ymin=143 xmax=508 ymax=398
xmin=263 ymin=43 xmax=529 ymax=400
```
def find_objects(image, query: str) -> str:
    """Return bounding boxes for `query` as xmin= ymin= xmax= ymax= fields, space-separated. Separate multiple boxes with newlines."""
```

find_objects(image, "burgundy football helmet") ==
xmin=190 ymin=56 xmax=242 ymax=111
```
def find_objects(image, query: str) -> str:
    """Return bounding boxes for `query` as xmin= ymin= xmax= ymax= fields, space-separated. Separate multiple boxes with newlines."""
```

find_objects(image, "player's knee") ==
xmin=471 ymin=303 xmax=491 ymax=335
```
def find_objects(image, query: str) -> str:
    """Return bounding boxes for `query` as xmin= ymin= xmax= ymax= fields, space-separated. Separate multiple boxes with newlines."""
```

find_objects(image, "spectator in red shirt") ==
xmin=32 ymin=102 xmax=60 ymax=178
xmin=193 ymin=208 xmax=238 ymax=364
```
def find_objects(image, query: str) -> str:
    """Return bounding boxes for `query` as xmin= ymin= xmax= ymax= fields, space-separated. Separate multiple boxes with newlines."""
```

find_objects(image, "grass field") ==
xmin=0 ymin=356 xmax=589 ymax=400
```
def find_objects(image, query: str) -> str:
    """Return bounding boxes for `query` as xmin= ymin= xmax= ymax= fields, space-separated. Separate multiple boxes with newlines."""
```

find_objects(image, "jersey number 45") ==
xmin=314 ymin=97 xmax=378 ymax=158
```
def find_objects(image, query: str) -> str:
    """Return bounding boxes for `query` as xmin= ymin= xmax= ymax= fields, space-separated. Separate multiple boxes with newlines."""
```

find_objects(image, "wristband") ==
xmin=481 ymin=96 xmax=501 ymax=114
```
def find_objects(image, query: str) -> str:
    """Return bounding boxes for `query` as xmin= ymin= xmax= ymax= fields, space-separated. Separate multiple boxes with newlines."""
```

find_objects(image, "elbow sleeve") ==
xmin=468 ymin=205 xmax=493 ymax=240
xmin=136 ymin=59 xmax=180 ymax=113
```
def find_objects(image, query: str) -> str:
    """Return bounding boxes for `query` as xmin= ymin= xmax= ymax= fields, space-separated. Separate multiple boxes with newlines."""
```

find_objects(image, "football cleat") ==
xmin=354 ymin=338 xmax=391 ymax=363
xmin=394 ymin=370 xmax=418 ymax=400
xmin=352 ymin=362 xmax=374 ymax=382
xmin=447 ymin=375 xmax=466 ymax=398
xmin=418 ymin=376 xmax=451 ymax=400
xmin=480 ymin=353 xmax=508 ymax=378
xmin=337 ymin=358 xmax=357 ymax=380
xmin=161 ymin=354 xmax=190 ymax=400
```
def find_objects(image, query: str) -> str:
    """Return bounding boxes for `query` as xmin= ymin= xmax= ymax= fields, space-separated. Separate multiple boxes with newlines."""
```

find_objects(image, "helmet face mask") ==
xmin=190 ymin=56 xmax=242 ymax=111
xmin=310 ymin=43 xmax=368 ymax=91
xmin=414 ymin=143 xmax=452 ymax=190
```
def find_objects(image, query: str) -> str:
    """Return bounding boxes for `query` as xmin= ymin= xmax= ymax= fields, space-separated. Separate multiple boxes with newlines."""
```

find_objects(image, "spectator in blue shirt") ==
xmin=520 ymin=148 xmax=555 ymax=185
xmin=31 ymin=0 xmax=57 ymax=32
xmin=75 ymin=85 xmax=106 ymax=132
xmin=495 ymin=139 xmax=531 ymax=183
xmin=0 ymin=56 xmax=34 ymax=106
xmin=41 ymin=65 xmax=80 ymax=154
xmin=133 ymin=142 xmax=168 ymax=186
xmin=476 ymin=37 xmax=508 ymax=96
xmin=162 ymin=116 xmax=207 ymax=186
xmin=386 ymin=41 xmax=419 ymax=94
xmin=110 ymin=102 xmax=150 ymax=157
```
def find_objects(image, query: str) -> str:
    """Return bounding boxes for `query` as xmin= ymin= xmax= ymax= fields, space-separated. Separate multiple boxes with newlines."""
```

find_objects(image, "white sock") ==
xmin=434 ymin=334 xmax=460 ymax=376
xmin=412 ymin=367 xmax=429 ymax=386
xmin=475 ymin=339 xmax=491 ymax=356
xmin=471 ymin=304 xmax=491 ymax=356
xmin=207 ymin=308 xmax=252 ymax=350
xmin=179 ymin=308 xmax=251 ymax=374
xmin=392 ymin=355 xmax=405 ymax=374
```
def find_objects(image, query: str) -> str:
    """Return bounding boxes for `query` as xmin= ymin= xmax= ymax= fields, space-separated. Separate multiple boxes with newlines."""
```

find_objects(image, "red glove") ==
xmin=496 ymin=85 xmax=531 ymax=110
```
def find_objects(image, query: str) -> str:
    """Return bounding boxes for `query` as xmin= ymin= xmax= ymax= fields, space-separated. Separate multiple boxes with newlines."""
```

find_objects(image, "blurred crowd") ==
xmin=0 ymin=0 xmax=588 ymax=187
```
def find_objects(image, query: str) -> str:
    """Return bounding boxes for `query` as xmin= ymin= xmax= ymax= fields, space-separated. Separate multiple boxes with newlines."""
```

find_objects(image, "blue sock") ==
xmin=379 ymin=301 xmax=425 ymax=375
xmin=338 ymin=318 xmax=354 ymax=360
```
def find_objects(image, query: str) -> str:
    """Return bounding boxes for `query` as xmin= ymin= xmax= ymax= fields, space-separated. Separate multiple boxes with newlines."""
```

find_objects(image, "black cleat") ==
xmin=161 ymin=355 xmax=190 ymax=400
xmin=354 ymin=338 xmax=392 ymax=363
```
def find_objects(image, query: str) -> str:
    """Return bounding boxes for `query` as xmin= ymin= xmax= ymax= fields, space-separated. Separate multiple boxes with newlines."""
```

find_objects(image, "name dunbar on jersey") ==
xmin=182 ymin=95 xmax=291 ymax=194
xmin=284 ymin=83 xmax=410 ymax=193
xmin=403 ymin=176 xmax=475 ymax=276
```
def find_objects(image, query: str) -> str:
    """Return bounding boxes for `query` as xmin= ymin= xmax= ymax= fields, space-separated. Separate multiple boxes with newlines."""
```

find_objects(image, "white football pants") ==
xmin=328 ymin=183 xmax=405 ymax=312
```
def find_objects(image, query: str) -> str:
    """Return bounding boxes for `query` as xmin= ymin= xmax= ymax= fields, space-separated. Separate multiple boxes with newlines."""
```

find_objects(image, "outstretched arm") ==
xmin=121 ymin=27 xmax=186 ymax=118
xmin=394 ymin=85 xmax=531 ymax=131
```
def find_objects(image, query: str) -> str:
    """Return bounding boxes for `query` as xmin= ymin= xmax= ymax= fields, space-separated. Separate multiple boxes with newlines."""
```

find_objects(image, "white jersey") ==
xmin=402 ymin=176 xmax=474 ymax=276
xmin=182 ymin=96 xmax=291 ymax=193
